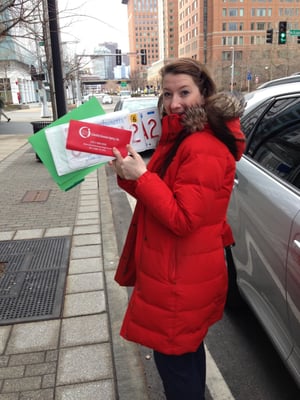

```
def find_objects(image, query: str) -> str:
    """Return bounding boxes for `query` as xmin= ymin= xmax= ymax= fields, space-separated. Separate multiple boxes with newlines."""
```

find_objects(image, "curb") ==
xmin=99 ymin=166 xmax=150 ymax=399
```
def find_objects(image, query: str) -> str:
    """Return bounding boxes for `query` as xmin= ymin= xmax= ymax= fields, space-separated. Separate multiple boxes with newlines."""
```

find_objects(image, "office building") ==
xmin=123 ymin=0 xmax=160 ymax=80
xmin=123 ymin=0 xmax=300 ymax=90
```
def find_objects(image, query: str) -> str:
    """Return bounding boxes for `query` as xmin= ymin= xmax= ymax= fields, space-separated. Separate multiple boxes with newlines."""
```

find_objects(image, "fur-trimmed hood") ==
xmin=182 ymin=91 xmax=245 ymax=130
xmin=161 ymin=91 xmax=246 ymax=161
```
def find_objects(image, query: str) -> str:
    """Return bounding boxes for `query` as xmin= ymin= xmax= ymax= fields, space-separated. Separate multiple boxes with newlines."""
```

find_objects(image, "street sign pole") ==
xmin=246 ymin=71 xmax=252 ymax=92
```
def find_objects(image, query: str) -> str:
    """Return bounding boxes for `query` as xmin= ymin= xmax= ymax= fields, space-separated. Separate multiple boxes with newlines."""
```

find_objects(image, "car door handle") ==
xmin=293 ymin=239 xmax=300 ymax=249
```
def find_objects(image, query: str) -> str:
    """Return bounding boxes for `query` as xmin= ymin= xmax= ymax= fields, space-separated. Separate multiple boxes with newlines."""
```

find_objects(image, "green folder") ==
xmin=28 ymin=97 xmax=106 ymax=191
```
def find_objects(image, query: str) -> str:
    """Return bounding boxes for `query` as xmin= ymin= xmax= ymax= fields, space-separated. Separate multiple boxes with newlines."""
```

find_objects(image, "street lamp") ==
xmin=230 ymin=46 xmax=235 ymax=92
xmin=33 ymin=20 xmax=50 ymax=118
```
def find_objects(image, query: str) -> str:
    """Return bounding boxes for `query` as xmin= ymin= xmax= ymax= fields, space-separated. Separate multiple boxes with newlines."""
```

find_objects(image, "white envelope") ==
xmin=45 ymin=111 xmax=131 ymax=176
xmin=45 ymin=108 xmax=162 ymax=176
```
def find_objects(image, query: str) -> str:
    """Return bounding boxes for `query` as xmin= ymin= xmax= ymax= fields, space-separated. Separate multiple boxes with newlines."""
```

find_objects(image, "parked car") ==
xmin=114 ymin=96 xmax=158 ymax=112
xmin=257 ymin=74 xmax=300 ymax=89
xmin=226 ymin=82 xmax=300 ymax=387
xmin=82 ymin=93 xmax=104 ymax=103
xmin=102 ymin=95 xmax=113 ymax=104
xmin=119 ymin=90 xmax=132 ymax=98
xmin=81 ymin=94 xmax=93 ymax=103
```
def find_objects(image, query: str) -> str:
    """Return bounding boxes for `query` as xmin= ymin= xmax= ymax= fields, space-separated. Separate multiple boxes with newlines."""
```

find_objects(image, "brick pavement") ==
xmin=0 ymin=133 xmax=149 ymax=399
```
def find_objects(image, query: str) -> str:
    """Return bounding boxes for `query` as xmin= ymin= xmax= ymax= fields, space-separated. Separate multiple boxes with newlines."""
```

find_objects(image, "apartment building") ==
xmin=123 ymin=0 xmax=160 ymax=77
xmin=190 ymin=0 xmax=300 ymax=90
xmin=124 ymin=0 xmax=300 ymax=90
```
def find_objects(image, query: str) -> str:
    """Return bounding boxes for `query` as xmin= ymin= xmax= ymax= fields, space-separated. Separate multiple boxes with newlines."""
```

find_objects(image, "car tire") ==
xmin=225 ymin=246 xmax=246 ymax=309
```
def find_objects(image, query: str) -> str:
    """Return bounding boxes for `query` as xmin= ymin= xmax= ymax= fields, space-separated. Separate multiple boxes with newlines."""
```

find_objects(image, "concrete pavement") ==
xmin=0 ymin=105 xmax=150 ymax=399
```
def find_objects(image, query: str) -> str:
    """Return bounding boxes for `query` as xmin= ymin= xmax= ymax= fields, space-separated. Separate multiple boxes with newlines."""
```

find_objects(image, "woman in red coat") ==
xmin=110 ymin=58 xmax=245 ymax=399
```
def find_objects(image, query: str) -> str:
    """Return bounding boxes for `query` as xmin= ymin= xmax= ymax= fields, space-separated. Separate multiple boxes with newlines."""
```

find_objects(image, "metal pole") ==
xmin=230 ymin=46 xmax=235 ymax=92
xmin=34 ymin=21 xmax=51 ymax=118
xmin=74 ymin=55 xmax=82 ymax=106
xmin=46 ymin=0 xmax=67 ymax=118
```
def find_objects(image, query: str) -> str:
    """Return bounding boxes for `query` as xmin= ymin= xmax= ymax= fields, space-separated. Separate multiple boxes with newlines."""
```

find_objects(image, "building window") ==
xmin=257 ymin=22 xmax=265 ymax=30
xmin=228 ymin=8 xmax=238 ymax=17
xmin=222 ymin=35 xmax=243 ymax=46
xmin=222 ymin=50 xmax=242 ymax=62
xmin=228 ymin=37 xmax=234 ymax=46
xmin=228 ymin=23 xmax=238 ymax=31
xmin=235 ymin=50 xmax=242 ymax=61
xmin=256 ymin=8 xmax=267 ymax=17
xmin=222 ymin=51 xmax=232 ymax=62
xmin=250 ymin=35 xmax=264 ymax=45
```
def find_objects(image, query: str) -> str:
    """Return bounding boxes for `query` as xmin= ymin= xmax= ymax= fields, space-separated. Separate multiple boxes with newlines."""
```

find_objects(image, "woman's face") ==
xmin=162 ymin=73 xmax=205 ymax=115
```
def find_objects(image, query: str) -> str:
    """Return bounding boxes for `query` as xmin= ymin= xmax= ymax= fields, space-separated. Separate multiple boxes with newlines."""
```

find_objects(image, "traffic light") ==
xmin=266 ymin=29 xmax=273 ymax=44
xmin=278 ymin=21 xmax=287 ymax=45
xmin=297 ymin=36 xmax=300 ymax=44
xmin=116 ymin=49 xmax=122 ymax=66
xmin=141 ymin=49 xmax=147 ymax=65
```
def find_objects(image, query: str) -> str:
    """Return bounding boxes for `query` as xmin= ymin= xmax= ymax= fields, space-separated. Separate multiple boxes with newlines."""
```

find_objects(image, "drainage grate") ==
xmin=22 ymin=190 xmax=50 ymax=203
xmin=0 ymin=237 xmax=70 ymax=325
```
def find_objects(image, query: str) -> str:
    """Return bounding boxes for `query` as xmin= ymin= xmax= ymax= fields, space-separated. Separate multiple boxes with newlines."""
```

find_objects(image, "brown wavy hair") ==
xmin=159 ymin=58 xmax=217 ymax=99
xmin=158 ymin=58 xmax=243 ymax=177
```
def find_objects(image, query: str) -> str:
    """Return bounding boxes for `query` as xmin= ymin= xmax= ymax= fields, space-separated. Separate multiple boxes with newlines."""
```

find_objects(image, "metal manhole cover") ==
xmin=0 ymin=237 xmax=70 ymax=325
xmin=22 ymin=190 xmax=50 ymax=202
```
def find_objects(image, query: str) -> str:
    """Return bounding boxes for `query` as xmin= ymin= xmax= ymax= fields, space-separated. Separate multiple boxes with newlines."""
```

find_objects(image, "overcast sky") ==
xmin=58 ymin=0 xmax=129 ymax=53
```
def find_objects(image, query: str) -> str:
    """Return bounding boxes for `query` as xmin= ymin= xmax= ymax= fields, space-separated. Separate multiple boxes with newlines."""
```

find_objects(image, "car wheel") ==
xmin=225 ymin=246 xmax=246 ymax=309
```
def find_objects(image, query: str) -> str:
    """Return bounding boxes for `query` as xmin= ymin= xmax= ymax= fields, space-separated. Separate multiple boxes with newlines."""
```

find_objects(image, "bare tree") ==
xmin=129 ymin=69 xmax=145 ymax=93
xmin=0 ymin=0 xmax=53 ymax=111
xmin=0 ymin=0 xmax=45 ymax=41
xmin=1 ymin=1 xmax=77 ymax=114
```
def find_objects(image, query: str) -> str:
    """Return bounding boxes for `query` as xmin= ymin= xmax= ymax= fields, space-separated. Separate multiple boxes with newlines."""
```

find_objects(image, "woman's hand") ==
xmin=109 ymin=144 xmax=147 ymax=180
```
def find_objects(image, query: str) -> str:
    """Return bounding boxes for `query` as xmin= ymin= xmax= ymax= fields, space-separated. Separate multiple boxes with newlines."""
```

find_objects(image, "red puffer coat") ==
xmin=115 ymin=105 xmax=245 ymax=355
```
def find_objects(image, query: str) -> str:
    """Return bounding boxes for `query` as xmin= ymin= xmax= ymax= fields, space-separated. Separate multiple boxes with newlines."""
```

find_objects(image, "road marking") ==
xmin=206 ymin=345 xmax=235 ymax=399
xmin=125 ymin=193 xmax=235 ymax=400
xmin=126 ymin=193 xmax=136 ymax=212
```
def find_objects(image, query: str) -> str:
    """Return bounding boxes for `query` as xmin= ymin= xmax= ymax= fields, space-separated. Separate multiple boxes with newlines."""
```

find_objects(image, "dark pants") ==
xmin=153 ymin=342 xmax=206 ymax=400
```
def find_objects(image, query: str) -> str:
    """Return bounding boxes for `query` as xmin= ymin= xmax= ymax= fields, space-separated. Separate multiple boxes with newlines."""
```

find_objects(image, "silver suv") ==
xmin=226 ymin=83 xmax=300 ymax=387
xmin=257 ymin=74 xmax=300 ymax=89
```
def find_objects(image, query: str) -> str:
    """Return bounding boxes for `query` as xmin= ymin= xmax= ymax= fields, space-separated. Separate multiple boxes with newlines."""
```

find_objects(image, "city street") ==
xmin=1 ymin=100 xmax=299 ymax=399
xmin=2 ymin=0 xmax=300 ymax=398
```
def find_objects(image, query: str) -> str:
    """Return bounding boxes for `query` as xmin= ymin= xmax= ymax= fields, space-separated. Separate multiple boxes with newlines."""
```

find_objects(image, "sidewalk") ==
xmin=0 ymin=106 xmax=149 ymax=399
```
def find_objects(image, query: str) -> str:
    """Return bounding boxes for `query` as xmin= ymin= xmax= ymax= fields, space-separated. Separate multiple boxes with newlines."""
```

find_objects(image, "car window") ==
xmin=113 ymin=99 xmax=158 ymax=112
xmin=123 ymin=99 xmax=158 ymax=112
xmin=244 ymin=97 xmax=300 ymax=189
xmin=241 ymin=98 xmax=273 ymax=140
xmin=114 ymin=101 xmax=122 ymax=111
xmin=257 ymin=76 xmax=300 ymax=89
